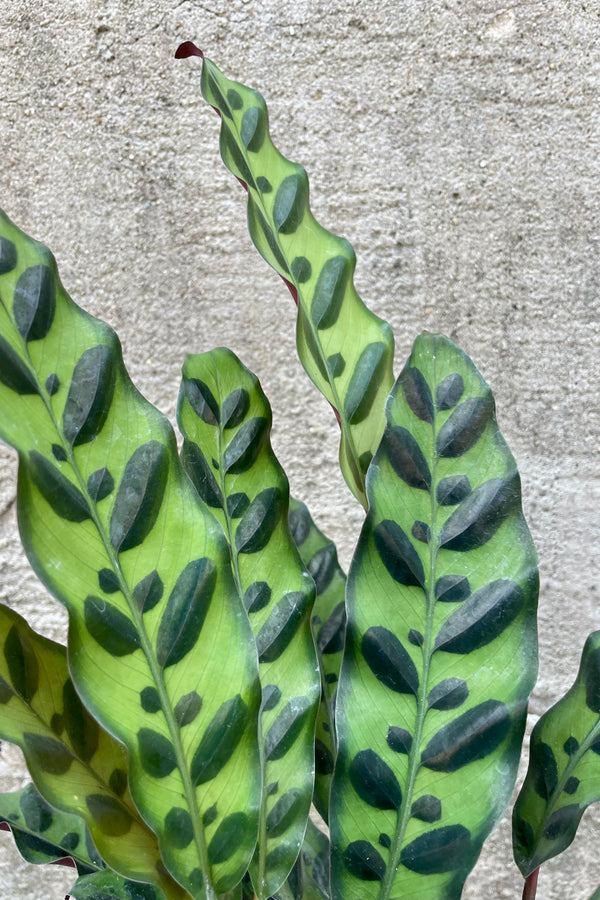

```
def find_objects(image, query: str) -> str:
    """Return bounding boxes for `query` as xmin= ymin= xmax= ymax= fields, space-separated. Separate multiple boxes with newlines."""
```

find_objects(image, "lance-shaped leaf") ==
xmin=0 ymin=783 xmax=103 ymax=875
xmin=513 ymin=629 xmax=600 ymax=878
xmin=177 ymin=348 xmax=319 ymax=899
xmin=0 ymin=604 xmax=186 ymax=896
xmin=176 ymin=43 xmax=395 ymax=508
xmin=0 ymin=210 xmax=261 ymax=898
xmin=330 ymin=333 xmax=538 ymax=900
xmin=288 ymin=498 xmax=347 ymax=821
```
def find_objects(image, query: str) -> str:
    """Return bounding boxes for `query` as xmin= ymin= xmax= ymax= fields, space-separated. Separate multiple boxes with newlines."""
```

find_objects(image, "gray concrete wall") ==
xmin=0 ymin=1 xmax=599 ymax=897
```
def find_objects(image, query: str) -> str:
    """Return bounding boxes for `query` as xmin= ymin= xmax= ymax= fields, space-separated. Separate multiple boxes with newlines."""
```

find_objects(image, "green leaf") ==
xmin=0 ymin=783 xmax=102 ymax=874
xmin=183 ymin=49 xmax=395 ymax=507
xmin=0 ymin=210 xmax=261 ymax=899
xmin=330 ymin=333 xmax=538 ymax=900
xmin=0 ymin=605 xmax=184 ymax=896
xmin=513 ymin=629 xmax=600 ymax=877
xmin=299 ymin=819 xmax=330 ymax=900
xmin=68 ymin=868 xmax=170 ymax=900
xmin=288 ymin=499 xmax=347 ymax=823
xmin=177 ymin=348 xmax=320 ymax=898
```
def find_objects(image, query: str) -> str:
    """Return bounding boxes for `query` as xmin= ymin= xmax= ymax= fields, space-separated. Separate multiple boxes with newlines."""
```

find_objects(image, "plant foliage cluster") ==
xmin=0 ymin=43 xmax=597 ymax=900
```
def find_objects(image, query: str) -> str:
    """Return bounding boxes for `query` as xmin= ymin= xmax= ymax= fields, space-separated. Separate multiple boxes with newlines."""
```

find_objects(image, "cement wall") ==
xmin=0 ymin=1 xmax=599 ymax=897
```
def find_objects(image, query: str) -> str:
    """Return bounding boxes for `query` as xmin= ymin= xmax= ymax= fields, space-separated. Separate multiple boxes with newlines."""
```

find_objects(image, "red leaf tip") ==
xmin=175 ymin=41 xmax=204 ymax=60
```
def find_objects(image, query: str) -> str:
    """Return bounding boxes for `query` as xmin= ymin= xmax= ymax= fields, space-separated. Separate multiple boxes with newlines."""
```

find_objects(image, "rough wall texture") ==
xmin=0 ymin=0 xmax=599 ymax=897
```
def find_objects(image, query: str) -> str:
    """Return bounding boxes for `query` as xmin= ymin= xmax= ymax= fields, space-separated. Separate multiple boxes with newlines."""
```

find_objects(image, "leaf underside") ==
xmin=189 ymin=51 xmax=395 ymax=507
xmin=0 ymin=209 xmax=261 ymax=899
xmin=331 ymin=333 xmax=538 ymax=900
xmin=177 ymin=348 xmax=320 ymax=898
xmin=513 ymin=629 xmax=600 ymax=877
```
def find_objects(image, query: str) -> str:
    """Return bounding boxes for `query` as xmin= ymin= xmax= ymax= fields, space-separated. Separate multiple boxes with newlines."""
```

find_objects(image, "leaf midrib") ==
xmin=379 ymin=369 xmax=440 ymax=900
xmin=209 ymin=68 xmax=365 ymax=506
xmin=4 ymin=670 xmax=141 ymax=829
xmin=532 ymin=713 xmax=600 ymax=848
xmin=210 ymin=361 xmax=269 ymax=896
xmin=2 ymin=804 xmax=103 ymax=874
xmin=12 ymin=315 xmax=212 ymax=899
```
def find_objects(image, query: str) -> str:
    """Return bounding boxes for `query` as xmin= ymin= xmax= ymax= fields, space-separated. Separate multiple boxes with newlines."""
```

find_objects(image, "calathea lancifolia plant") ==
xmin=0 ymin=41 xmax=596 ymax=900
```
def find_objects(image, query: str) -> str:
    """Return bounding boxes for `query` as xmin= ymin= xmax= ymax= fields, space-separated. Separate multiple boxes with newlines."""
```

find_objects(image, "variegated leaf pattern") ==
xmin=176 ymin=43 xmax=395 ymax=508
xmin=0 ymin=783 xmax=102 ymax=875
xmin=0 ymin=209 xmax=261 ymax=899
xmin=0 ymin=604 xmax=185 ymax=895
xmin=69 ymin=869 xmax=170 ymax=900
xmin=288 ymin=499 xmax=347 ymax=822
xmin=266 ymin=818 xmax=329 ymax=900
xmin=177 ymin=348 xmax=319 ymax=899
xmin=513 ymin=630 xmax=600 ymax=878
xmin=330 ymin=333 xmax=538 ymax=900
xmin=295 ymin=819 xmax=330 ymax=900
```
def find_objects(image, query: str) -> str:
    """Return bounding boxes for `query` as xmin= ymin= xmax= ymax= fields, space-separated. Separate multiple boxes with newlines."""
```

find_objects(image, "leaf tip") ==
xmin=175 ymin=41 xmax=204 ymax=60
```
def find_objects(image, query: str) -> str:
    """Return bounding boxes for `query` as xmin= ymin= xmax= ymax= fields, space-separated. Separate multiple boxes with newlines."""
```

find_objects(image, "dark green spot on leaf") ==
xmin=343 ymin=841 xmax=385 ymax=881
xmin=137 ymin=728 xmax=177 ymax=778
xmin=362 ymin=626 xmax=419 ymax=695
xmin=84 ymin=595 xmax=141 ymax=657
xmin=435 ymin=574 xmax=471 ymax=604
xmin=208 ymin=812 xmax=249 ymax=864
xmin=181 ymin=440 xmax=223 ymax=510
xmin=291 ymin=256 xmax=311 ymax=283
xmin=262 ymin=684 xmax=281 ymax=711
xmin=421 ymin=699 xmax=510 ymax=772
xmin=344 ymin=342 xmax=388 ymax=425
xmin=311 ymin=255 xmax=350 ymax=330
xmin=437 ymin=394 xmax=494 ymax=457
xmin=244 ymin=581 xmax=271 ymax=614
xmin=349 ymin=749 xmax=402 ymax=810
xmin=411 ymin=794 xmax=442 ymax=823
xmin=156 ymin=558 xmax=216 ymax=668
xmin=191 ymin=695 xmax=248 ymax=785
xmin=256 ymin=591 xmax=310 ymax=663
xmin=384 ymin=426 xmax=431 ymax=491
xmin=235 ymin=487 xmax=282 ymax=554
xmin=174 ymin=691 xmax=202 ymax=727
xmin=28 ymin=451 xmax=90 ymax=522
xmin=273 ymin=172 xmax=307 ymax=234
xmin=401 ymin=366 xmax=434 ymax=424
xmin=14 ymin=265 xmax=55 ymax=342
xmin=63 ymin=345 xmax=116 ymax=446
xmin=87 ymin=467 xmax=114 ymax=502
xmin=401 ymin=825 xmax=471 ymax=874
xmin=133 ymin=570 xmax=164 ymax=613
xmin=428 ymin=677 xmax=469 ymax=711
xmin=140 ymin=686 xmax=161 ymax=713
xmin=266 ymin=789 xmax=304 ymax=837
xmin=437 ymin=475 xmax=471 ymax=506
xmin=374 ymin=519 xmax=425 ymax=587
xmin=264 ymin=697 xmax=312 ymax=761
xmin=110 ymin=441 xmax=169 ymax=553
xmin=45 ymin=373 xmax=60 ymax=395
xmin=223 ymin=417 xmax=269 ymax=474
xmin=436 ymin=373 xmax=464 ymax=410
xmin=164 ymin=807 xmax=194 ymax=849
